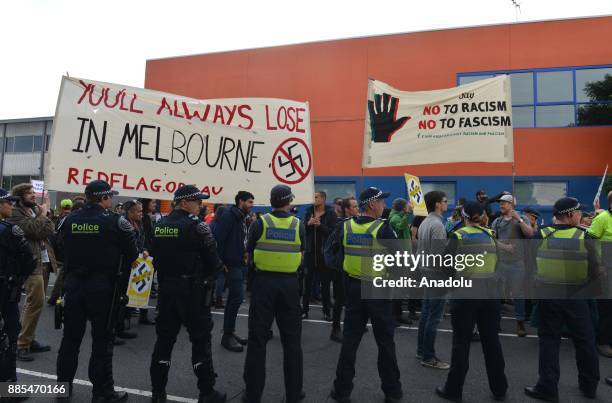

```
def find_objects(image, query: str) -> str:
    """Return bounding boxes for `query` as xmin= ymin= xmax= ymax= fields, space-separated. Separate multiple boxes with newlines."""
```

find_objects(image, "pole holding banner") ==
xmin=594 ymin=164 xmax=609 ymax=208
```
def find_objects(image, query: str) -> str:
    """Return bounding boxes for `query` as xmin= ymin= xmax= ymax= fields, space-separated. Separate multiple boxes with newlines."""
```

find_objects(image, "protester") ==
xmin=587 ymin=191 xmax=612 ymax=358
xmin=416 ymin=191 xmax=450 ymax=370
xmin=302 ymin=191 xmax=338 ymax=320
xmin=8 ymin=183 xmax=55 ymax=362
xmin=491 ymin=194 xmax=534 ymax=337
xmin=389 ymin=198 xmax=414 ymax=325
xmin=214 ymin=191 xmax=254 ymax=353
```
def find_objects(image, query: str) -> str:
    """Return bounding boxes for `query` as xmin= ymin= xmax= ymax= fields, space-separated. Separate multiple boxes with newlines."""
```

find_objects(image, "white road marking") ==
xmin=210 ymin=311 xmax=538 ymax=339
xmin=16 ymin=368 xmax=198 ymax=402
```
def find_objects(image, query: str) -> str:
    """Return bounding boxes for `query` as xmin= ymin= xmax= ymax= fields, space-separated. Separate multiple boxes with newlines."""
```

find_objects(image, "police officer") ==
xmin=0 ymin=188 xmax=36 ymax=387
xmin=331 ymin=187 xmax=402 ymax=403
xmin=56 ymin=180 xmax=138 ymax=402
xmin=243 ymin=185 xmax=305 ymax=403
xmin=435 ymin=201 xmax=507 ymax=402
xmin=150 ymin=185 xmax=226 ymax=403
xmin=525 ymin=197 xmax=602 ymax=402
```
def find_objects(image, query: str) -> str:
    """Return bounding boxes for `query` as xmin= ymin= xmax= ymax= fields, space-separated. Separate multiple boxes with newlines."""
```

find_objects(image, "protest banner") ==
xmin=45 ymin=77 xmax=314 ymax=204
xmin=404 ymin=174 xmax=428 ymax=216
xmin=30 ymin=179 xmax=44 ymax=195
xmin=363 ymin=76 xmax=514 ymax=168
xmin=126 ymin=255 xmax=155 ymax=309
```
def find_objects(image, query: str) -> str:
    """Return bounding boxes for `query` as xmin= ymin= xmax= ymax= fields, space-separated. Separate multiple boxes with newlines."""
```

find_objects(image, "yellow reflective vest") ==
xmin=453 ymin=226 xmax=497 ymax=278
xmin=342 ymin=218 xmax=385 ymax=279
xmin=536 ymin=226 xmax=588 ymax=284
xmin=253 ymin=213 xmax=301 ymax=273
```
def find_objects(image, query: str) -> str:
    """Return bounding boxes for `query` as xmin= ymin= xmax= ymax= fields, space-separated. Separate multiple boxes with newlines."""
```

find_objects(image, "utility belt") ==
xmin=254 ymin=268 xmax=298 ymax=277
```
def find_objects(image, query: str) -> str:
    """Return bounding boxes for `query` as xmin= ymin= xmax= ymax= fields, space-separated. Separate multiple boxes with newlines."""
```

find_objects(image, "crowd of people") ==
xmin=0 ymin=180 xmax=610 ymax=403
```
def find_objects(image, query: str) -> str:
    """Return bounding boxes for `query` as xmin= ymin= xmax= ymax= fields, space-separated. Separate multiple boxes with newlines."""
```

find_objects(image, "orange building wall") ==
xmin=145 ymin=16 xmax=612 ymax=178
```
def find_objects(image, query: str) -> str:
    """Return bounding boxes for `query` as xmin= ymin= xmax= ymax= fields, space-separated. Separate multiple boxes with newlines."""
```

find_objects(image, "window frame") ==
xmin=420 ymin=181 xmax=457 ymax=206
xmin=514 ymin=180 xmax=569 ymax=207
xmin=457 ymin=64 xmax=612 ymax=128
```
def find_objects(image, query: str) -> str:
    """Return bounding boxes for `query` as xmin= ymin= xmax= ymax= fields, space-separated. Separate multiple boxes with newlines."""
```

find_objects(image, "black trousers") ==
xmin=0 ymin=302 xmax=20 ymax=382
xmin=56 ymin=276 xmax=115 ymax=395
xmin=333 ymin=277 xmax=401 ymax=398
xmin=444 ymin=299 xmax=507 ymax=398
xmin=150 ymin=278 xmax=215 ymax=395
xmin=302 ymin=253 xmax=325 ymax=313
xmin=596 ymin=299 xmax=612 ymax=345
xmin=243 ymin=271 xmax=303 ymax=403
xmin=536 ymin=299 xmax=600 ymax=397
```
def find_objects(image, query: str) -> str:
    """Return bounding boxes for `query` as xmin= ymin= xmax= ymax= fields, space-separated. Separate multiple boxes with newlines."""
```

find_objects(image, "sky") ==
xmin=1 ymin=0 xmax=611 ymax=119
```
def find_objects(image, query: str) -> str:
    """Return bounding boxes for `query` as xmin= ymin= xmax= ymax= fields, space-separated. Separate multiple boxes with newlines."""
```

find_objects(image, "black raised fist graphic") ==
xmin=368 ymin=93 xmax=410 ymax=143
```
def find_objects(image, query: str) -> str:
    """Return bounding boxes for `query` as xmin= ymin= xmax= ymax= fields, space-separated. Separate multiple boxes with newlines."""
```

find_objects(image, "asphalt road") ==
xmin=12 ymin=281 xmax=612 ymax=403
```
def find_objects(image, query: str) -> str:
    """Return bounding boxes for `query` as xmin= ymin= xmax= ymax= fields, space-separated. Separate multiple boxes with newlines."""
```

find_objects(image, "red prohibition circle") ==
xmin=271 ymin=137 xmax=312 ymax=185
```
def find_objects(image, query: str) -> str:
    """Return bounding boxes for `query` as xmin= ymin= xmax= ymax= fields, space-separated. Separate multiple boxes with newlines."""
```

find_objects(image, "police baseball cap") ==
xmin=462 ymin=200 xmax=484 ymax=219
xmin=173 ymin=184 xmax=210 ymax=202
xmin=553 ymin=197 xmax=581 ymax=216
xmin=60 ymin=199 xmax=73 ymax=209
xmin=85 ymin=180 xmax=119 ymax=197
xmin=359 ymin=187 xmax=390 ymax=207
xmin=0 ymin=188 xmax=19 ymax=203
xmin=270 ymin=185 xmax=294 ymax=203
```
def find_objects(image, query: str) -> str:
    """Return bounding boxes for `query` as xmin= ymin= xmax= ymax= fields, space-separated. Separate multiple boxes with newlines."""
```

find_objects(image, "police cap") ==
xmin=85 ymin=180 xmax=119 ymax=197
xmin=174 ymin=185 xmax=210 ymax=202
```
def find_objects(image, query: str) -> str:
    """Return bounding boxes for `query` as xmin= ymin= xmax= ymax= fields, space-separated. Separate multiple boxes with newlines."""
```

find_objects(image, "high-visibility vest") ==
xmin=253 ymin=213 xmax=301 ymax=273
xmin=536 ymin=226 xmax=588 ymax=284
xmin=342 ymin=218 xmax=385 ymax=279
xmin=453 ymin=226 xmax=497 ymax=278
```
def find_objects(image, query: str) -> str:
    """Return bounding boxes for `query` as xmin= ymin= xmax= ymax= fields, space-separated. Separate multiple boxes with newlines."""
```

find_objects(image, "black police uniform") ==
xmin=150 ymin=206 xmax=225 ymax=402
xmin=56 ymin=195 xmax=138 ymax=399
xmin=243 ymin=210 xmax=305 ymax=403
xmin=0 ymin=215 xmax=36 ymax=382
xmin=332 ymin=215 xmax=402 ymax=401
xmin=527 ymin=223 xmax=601 ymax=400
xmin=439 ymin=216 xmax=507 ymax=401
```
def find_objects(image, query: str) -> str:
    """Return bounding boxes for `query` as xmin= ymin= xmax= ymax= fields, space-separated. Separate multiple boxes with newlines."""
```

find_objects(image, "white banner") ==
xmin=362 ymin=76 xmax=514 ymax=168
xmin=46 ymin=77 xmax=314 ymax=205
xmin=30 ymin=180 xmax=44 ymax=195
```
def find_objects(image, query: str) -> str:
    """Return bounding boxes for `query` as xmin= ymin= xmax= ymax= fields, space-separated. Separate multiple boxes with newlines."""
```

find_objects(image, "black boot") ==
xmin=221 ymin=333 xmax=243 ymax=352
xmin=198 ymin=389 xmax=226 ymax=403
xmin=330 ymin=327 xmax=343 ymax=343
xmin=91 ymin=390 xmax=128 ymax=403
xmin=151 ymin=392 xmax=167 ymax=403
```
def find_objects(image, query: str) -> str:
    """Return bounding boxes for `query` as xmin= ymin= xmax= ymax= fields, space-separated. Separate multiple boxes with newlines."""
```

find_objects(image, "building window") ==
xmin=458 ymin=64 xmax=612 ymax=128
xmin=0 ymin=175 xmax=39 ymax=190
xmin=515 ymin=181 xmax=567 ymax=206
xmin=4 ymin=135 xmax=44 ymax=153
xmin=421 ymin=182 xmax=456 ymax=205
xmin=314 ymin=182 xmax=356 ymax=203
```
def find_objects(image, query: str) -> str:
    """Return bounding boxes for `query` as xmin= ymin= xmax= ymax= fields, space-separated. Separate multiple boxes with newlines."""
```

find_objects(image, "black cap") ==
xmin=359 ymin=187 xmax=390 ymax=207
xmin=173 ymin=185 xmax=210 ymax=202
xmin=270 ymin=185 xmax=294 ymax=203
xmin=462 ymin=201 xmax=484 ymax=219
xmin=553 ymin=197 xmax=581 ymax=216
xmin=0 ymin=188 xmax=19 ymax=202
xmin=85 ymin=180 xmax=119 ymax=197
xmin=476 ymin=189 xmax=487 ymax=197
xmin=522 ymin=207 xmax=541 ymax=219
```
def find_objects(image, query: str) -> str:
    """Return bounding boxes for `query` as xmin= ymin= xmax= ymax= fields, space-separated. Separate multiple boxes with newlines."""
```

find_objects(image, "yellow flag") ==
xmin=404 ymin=174 xmax=428 ymax=217
xmin=126 ymin=255 xmax=155 ymax=308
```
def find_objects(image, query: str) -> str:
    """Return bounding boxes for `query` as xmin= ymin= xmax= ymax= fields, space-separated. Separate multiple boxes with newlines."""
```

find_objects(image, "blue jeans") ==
xmin=417 ymin=296 xmax=446 ymax=361
xmin=223 ymin=266 xmax=246 ymax=333
xmin=497 ymin=261 xmax=526 ymax=321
